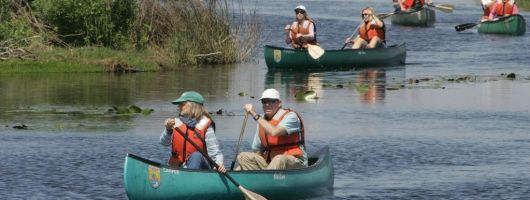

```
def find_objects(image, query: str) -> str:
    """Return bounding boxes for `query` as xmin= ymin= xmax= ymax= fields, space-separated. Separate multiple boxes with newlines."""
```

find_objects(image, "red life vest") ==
xmin=289 ymin=20 xmax=317 ymax=47
xmin=495 ymin=2 xmax=514 ymax=16
xmin=358 ymin=21 xmax=385 ymax=42
xmin=403 ymin=0 xmax=425 ymax=10
xmin=258 ymin=108 xmax=305 ymax=162
xmin=168 ymin=117 xmax=212 ymax=166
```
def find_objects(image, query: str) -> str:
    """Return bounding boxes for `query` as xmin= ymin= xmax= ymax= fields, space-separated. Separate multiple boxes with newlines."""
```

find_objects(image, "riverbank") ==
xmin=0 ymin=46 xmax=164 ymax=73
xmin=0 ymin=0 xmax=260 ymax=73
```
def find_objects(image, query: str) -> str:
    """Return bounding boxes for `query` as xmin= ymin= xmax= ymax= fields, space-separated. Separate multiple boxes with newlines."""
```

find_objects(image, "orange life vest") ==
xmin=358 ymin=21 xmax=385 ymax=42
xmin=258 ymin=108 xmax=305 ymax=162
xmin=495 ymin=2 xmax=514 ymax=16
xmin=403 ymin=0 xmax=425 ymax=9
xmin=168 ymin=117 xmax=213 ymax=166
xmin=289 ymin=20 xmax=317 ymax=47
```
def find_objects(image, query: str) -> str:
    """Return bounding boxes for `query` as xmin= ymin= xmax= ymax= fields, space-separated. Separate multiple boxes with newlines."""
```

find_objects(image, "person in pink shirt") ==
xmin=489 ymin=0 xmax=519 ymax=20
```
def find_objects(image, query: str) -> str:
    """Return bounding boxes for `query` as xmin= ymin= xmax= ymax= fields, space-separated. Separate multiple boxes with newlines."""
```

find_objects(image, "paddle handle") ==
xmin=231 ymin=113 xmax=249 ymax=170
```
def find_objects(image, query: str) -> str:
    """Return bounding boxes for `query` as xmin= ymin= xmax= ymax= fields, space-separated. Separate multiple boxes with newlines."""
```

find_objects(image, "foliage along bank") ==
xmin=0 ymin=0 xmax=261 ymax=73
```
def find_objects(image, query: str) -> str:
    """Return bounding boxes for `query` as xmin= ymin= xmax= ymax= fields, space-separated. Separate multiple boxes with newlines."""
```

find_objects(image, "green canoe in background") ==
xmin=264 ymin=43 xmax=406 ymax=70
xmin=124 ymin=146 xmax=334 ymax=200
xmin=391 ymin=7 xmax=436 ymax=27
xmin=478 ymin=14 xmax=527 ymax=36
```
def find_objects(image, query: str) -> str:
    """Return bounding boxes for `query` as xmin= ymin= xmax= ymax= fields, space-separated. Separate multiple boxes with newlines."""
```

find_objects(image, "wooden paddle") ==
xmin=307 ymin=44 xmax=325 ymax=59
xmin=286 ymin=27 xmax=324 ymax=59
xmin=230 ymin=113 xmax=249 ymax=170
xmin=341 ymin=13 xmax=393 ymax=50
xmin=173 ymin=128 xmax=267 ymax=200
xmin=426 ymin=3 xmax=454 ymax=13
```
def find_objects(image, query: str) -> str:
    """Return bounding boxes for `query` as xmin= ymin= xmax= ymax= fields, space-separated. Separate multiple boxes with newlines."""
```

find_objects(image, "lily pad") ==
xmin=295 ymin=90 xmax=317 ymax=101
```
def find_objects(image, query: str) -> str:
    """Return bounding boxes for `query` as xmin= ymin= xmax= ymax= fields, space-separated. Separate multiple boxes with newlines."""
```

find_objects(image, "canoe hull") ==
xmin=391 ymin=7 xmax=436 ymax=27
xmin=264 ymin=43 xmax=406 ymax=70
xmin=124 ymin=147 xmax=334 ymax=200
xmin=478 ymin=14 xmax=526 ymax=36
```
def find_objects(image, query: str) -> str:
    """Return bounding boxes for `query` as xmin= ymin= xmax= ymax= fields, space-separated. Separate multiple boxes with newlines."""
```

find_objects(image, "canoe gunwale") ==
xmin=126 ymin=146 xmax=331 ymax=174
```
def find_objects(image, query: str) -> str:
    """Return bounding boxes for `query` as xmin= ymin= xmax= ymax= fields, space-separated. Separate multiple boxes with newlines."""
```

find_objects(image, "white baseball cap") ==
xmin=481 ymin=0 xmax=493 ymax=5
xmin=294 ymin=5 xmax=306 ymax=12
xmin=260 ymin=89 xmax=280 ymax=100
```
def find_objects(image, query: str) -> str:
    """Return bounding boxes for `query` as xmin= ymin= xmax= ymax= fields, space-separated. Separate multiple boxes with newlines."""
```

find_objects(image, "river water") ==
xmin=1 ymin=0 xmax=530 ymax=199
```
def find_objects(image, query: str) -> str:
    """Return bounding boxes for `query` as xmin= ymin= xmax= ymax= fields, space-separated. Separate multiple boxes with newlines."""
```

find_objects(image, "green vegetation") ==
xmin=0 ymin=0 xmax=261 ymax=73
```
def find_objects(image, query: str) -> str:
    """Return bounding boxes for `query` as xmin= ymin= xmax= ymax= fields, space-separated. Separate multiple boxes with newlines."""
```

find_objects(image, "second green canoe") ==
xmin=391 ymin=7 xmax=436 ymax=27
xmin=478 ymin=14 xmax=526 ymax=36
xmin=264 ymin=43 xmax=406 ymax=70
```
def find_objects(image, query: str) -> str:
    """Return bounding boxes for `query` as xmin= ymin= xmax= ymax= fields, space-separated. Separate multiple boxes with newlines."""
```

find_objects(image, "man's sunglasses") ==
xmin=261 ymin=99 xmax=279 ymax=104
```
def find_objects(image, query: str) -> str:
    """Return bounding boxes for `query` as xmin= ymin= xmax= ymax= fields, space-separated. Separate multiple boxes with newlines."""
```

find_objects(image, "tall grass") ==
xmin=1 ymin=0 xmax=261 ymax=71
xmin=132 ymin=0 xmax=262 ymax=66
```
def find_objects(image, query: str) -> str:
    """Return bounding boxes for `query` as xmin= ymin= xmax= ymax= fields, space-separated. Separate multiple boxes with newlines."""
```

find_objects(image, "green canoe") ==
xmin=391 ymin=7 xmax=436 ymax=27
xmin=124 ymin=146 xmax=334 ymax=200
xmin=478 ymin=14 xmax=526 ymax=36
xmin=264 ymin=43 xmax=406 ymax=70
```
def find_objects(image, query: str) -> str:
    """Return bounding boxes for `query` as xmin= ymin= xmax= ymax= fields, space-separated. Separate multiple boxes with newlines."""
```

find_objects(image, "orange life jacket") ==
xmin=403 ymin=0 xmax=425 ymax=10
xmin=259 ymin=108 xmax=305 ymax=162
xmin=358 ymin=21 xmax=385 ymax=42
xmin=289 ymin=20 xmax=317 ymax=47
xmin=495 ymin=2 xmax=514 ymax=16
xmin=168 ymin=117 xmax=213 ymax=166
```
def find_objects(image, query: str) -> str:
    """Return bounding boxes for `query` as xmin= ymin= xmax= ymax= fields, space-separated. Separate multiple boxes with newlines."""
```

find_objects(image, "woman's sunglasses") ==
xmin=295 ymin=10 xmax=306 ymax=14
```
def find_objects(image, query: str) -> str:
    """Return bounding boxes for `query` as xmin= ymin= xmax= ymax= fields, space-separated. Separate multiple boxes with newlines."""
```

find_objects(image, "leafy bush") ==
xmin=32 ymin=0 xmax=137 ymax=49
xmin=0 ymin=0 xmax=34 ymax=47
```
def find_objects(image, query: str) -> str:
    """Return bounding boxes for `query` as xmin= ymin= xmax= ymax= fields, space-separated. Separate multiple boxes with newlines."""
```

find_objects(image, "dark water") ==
xmin=1 ymin=0 xmax=530 ymax=199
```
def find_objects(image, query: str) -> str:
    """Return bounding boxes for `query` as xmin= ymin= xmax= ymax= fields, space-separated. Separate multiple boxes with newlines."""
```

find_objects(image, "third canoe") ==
xmin=391 ymin=7 xmax=436 ymax=27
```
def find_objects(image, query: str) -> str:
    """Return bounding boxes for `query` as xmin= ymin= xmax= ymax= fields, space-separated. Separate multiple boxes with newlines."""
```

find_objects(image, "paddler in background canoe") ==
xmin=488 ymin=0 xmax=519 ymax=20
xmin=481 ymin=0 xmax=496 ymax=21
xmin=397 ymin=0 xmax=433 ymax=12
xmin=236 ymin=88 xmax=307 ymax=170
xmin=159 ymin=91 xmax=226 ymax=173
xmin=345 ymin=7 xmax=386 ymax=49
xmin=284 ymin=5 xmax=318 ymax=49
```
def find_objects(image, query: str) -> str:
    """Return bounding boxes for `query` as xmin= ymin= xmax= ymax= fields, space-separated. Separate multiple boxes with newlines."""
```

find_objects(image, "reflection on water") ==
xmin=264 ymin=67 xmax=405 ymax=104
xmin=355 ymin=69 xmax=386 ymax=104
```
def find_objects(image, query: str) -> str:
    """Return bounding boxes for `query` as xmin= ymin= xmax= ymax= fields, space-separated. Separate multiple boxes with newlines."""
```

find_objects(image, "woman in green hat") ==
xmin=159 ymin=91 xmax=226 ymax=173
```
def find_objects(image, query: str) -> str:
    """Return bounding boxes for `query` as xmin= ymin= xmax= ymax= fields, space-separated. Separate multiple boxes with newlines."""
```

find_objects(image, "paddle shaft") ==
xmin=230 ymin=113 xmax=249 ymax=170
xmin=173 ymin=128 xmax=243 ymax=187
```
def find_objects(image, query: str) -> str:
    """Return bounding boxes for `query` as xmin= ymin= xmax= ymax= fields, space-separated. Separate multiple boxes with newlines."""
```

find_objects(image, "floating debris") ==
xmin=13 ymin=124 xmax=28 ymax=130
xmin=108 ymin=105 xmax=154 ymax=115
xmin=238 ymin=92 xmax=247 ymax=96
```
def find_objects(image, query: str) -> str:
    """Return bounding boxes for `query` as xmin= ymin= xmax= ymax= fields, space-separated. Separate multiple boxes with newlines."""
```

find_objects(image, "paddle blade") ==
xmin=239 ymin=186 xmax=267 ymax=200
xmin=307 ymin=44 xmax=324 ymax=59
xmin=432 ymin=4 xmax=454 ymax=13
xmin=454 ymin=23 xmax=478 ymax=32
